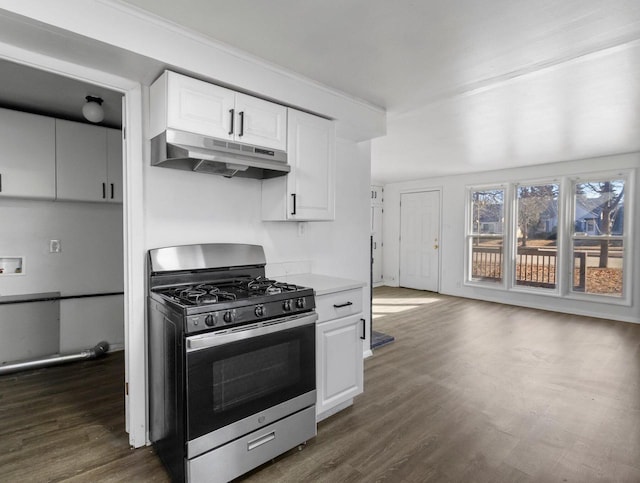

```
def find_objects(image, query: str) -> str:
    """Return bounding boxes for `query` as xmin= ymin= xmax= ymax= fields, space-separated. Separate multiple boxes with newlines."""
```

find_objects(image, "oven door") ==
xmin=185 ymin=312 xmax=317 ymax=458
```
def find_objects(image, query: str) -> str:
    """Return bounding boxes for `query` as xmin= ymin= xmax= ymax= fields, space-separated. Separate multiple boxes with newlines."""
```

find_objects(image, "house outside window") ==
xmin=467 ymin=188 xmax=505 ymax=284
xmin=466 ymin=171 xmax=632 ymax=305
xmin=515 ymin=183 xmax=559 ymax=291
xmin=572 ymin=178 xmax=626 ymax=297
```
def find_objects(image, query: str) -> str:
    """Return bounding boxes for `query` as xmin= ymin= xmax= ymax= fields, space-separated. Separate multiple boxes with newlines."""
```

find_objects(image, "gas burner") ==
xmin=169 ymin=284 xmax=237 ymax=306
xmin=247 ymin=276 xmax=299 ymax=295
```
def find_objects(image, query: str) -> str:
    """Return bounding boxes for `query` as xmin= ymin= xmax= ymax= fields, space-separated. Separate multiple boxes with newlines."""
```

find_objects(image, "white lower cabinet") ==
xmin=315 ymin=288 xmax=364 ymax=421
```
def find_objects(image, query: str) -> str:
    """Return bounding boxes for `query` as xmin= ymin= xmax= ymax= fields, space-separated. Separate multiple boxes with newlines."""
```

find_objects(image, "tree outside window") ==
xmin=572 ymin=179 xmax=625 ymax=297
xmin=468 ymin=189 xmax=504 ymax=283
xmin=515 ymin=184 xmax=559 ymax=289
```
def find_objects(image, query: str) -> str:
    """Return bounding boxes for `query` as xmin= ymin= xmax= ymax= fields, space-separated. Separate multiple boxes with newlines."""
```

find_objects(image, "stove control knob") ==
xmin=255 ymin=305 xmax=265 ymax=317
xmin=204 ymin=314 xmax=215 ymax=327
xmin=283 ymin=300 xmax=292 ymax=311
xmin=223 ymin=311 xmax=235 ymax=324
xmin=296 ymin=298 xmax=306 ymax=309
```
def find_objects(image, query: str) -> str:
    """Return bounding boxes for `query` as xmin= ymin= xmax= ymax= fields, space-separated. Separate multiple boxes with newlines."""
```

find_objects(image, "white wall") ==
xmin=0 ymin=198 xmax=124 ymax=352
xmin=143 ymin=138 xmax=372 ymax=340
xmin=383 ymin=153 xmax=640 ymax=323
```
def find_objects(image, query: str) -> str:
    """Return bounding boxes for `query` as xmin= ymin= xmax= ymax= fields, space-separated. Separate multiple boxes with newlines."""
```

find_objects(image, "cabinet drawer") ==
xmin=315 ymin=288 xmax=362 ymax=322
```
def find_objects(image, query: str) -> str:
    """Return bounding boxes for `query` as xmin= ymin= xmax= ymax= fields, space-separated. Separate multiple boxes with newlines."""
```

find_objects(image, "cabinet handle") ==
xmin=110 ymin=183 xmax=115 ymax=199
xmin=291 ymin=193 xmax=297 ymax=215
xmin=102 ymin=182 xmax=106 ymax=199
xmin=238 ymin=111 xmax=244 ymax=137
xmin=0 ymin=173 xmax=2 ymax=192
xmin=360 ymin=318 xmax=366 ymax=340
xmin=333 ymin=301 xmax=353 ymax=308
xmin=228 ymin=109 xmax=235 ymax=135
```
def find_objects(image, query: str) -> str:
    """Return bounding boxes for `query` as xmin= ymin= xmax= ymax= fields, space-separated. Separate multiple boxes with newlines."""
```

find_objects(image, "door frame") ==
xmin=0 ymin=42 xmax=147 ymax=447
xmin=399 ymin=188 xmax=443 ymax=292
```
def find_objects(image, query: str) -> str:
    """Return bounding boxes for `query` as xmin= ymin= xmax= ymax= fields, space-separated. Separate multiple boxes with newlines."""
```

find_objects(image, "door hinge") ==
xmin=123 ymin=127 xmax=126 ymax=140
xmin=125 ymin=382 xmax=129 ymax=396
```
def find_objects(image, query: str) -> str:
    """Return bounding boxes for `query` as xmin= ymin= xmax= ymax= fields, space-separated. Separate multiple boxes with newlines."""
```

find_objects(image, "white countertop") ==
xmin=284 ymin=273 xmax=365 ymax=296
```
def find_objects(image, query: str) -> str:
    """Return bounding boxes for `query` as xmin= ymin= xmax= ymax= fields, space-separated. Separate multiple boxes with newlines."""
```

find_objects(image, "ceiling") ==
xmin=0 ymin=58 xmax=123 ymax=128
xmin=6 ymin=1 xmax=639 ymax=183
xmin=120 ymin=0 xmax=640 ymax=183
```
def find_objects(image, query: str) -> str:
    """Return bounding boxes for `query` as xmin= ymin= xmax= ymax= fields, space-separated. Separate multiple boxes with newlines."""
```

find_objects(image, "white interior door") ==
xmin=400 ymin=191 xmax=440 ymax=291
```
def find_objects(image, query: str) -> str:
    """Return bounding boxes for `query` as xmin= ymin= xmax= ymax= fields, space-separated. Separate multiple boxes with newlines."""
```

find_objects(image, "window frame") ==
xmin=464 ymin=184 xmax=508 ymax=290
xmin=464 ymin=169 xmax=634 ymax=306
xmin=509 ymin=179 xmax=562 ymax=296
xmin=565 ymin=171 xmax=633 ymax=305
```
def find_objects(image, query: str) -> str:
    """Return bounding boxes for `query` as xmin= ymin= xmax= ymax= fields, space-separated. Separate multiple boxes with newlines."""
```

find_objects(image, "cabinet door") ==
xmin=166 ymin=71 xmax=235 ymax=140
xmin=316 ymin=314 xmax=364 ymax=417
xmin=287 ymin=109 xmax=335 ymax=220
xmin=106 ymin=128 xmax=123 ymax=203
xmin=0 ymin=108 xmax=55 ymax=200
xmin=234 ymin=93 xmax=287 ymax=151
xmin=56 ymin=120 xmax=107 ymax=202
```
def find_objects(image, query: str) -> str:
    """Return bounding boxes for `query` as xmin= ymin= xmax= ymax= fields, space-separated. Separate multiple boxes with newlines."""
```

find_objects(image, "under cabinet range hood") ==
xmin=151 ymin=128 xmax=289 ymax=179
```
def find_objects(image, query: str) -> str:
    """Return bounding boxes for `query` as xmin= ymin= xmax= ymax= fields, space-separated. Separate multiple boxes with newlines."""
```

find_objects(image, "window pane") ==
xmin=574 ymin=180 xmax=625 ymax=236
xmin=469 ymin=189 xmax=504 ymax=285
xmin=515 ymin=184 xmax=559 ymax=289
xmin=572 ymin=240 xmax=623 ymax=297
xmin=470 ymin=236 xmax=503 ymax=283
xmin=471 ymin=189 xmax=504 ymax=235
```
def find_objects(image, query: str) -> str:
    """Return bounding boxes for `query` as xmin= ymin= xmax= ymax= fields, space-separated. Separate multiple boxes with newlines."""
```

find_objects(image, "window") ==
xmin=515 ymin=183 xmax=559 ymax=290
xmin=572 ymin=178 xmax=625 ymax=297
xmin=466 ymin=170 xmax=632 ymax=304
xmin=468 ymin=188 xmax=505 ymax=284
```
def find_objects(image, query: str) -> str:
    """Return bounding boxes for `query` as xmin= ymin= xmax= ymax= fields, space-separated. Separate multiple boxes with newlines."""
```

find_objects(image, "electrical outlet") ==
xmin=49 ymin=239 xmax=61 ymax=253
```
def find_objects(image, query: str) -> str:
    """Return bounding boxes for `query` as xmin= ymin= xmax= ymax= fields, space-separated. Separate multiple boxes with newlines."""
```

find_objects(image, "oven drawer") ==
xmin=187 ymin=405 xmax=316 ymax=483
xmin=315 ymin=288 xmax=363 ymax=322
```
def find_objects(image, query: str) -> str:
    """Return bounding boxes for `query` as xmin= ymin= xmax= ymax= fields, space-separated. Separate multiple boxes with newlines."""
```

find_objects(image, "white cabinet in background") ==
xmin=106 ymin=128 xmax=123 ymax=203
xmin=55 ymin=120 xmax=122 ymax=203
xmin=315 ymin=287 xmax=364 ymax=421
xmin=262 ymin=109 xmax=335 ymax=221
xmin=150 ymin=71 xmax=287 ymax=151
xmin=0 ymin=108 xmax=56 ymax=200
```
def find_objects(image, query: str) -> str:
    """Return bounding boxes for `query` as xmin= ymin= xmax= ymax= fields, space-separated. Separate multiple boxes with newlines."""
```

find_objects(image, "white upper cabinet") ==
xmin=262 ymin=109 xmax=336 ymax=221
xmin=56 ymin=120 xmax=122 ymax=203
xmin=106 ymin=128 xmax=123 ymax=203
xmin=0 ymin=108 xmax=56 ymax=200
xmin=233 ymin=93 xmax=287 ymax=151
xmin=164 ymin=72 xmax=235 ymax=141
xmin=151 ymin=71 xmax=287 ymax=151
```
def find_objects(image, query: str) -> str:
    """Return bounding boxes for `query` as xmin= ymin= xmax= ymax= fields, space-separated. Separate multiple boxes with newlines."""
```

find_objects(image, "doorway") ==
xmin=399 ymin=190 xmax=441 ymax=291
xmin=0 ymin=58 xmax=128 ymax=443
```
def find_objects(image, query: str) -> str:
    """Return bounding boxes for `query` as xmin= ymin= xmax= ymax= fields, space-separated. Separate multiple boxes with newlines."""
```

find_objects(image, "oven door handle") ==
xmin=186 ymin=312 xmax=318 ymax=351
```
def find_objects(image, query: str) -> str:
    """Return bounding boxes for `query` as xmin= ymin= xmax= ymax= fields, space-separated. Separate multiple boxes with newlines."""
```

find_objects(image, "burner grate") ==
xmin=169 ymin=284 xmax=237 ymax=306
xmin=247 ymin=276 xmax=299 ymax=295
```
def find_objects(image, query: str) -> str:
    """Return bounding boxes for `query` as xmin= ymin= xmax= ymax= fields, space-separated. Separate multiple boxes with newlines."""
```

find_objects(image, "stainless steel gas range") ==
xmin=147 ymin=243 xmax=317 ymax=483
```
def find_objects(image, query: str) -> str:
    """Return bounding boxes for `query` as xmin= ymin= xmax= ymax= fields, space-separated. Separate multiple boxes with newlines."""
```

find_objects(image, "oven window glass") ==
xmin=212 ymin=341 xmax=301 ymax=412
xmin=187 ymin=322 xmax=315 ymax=440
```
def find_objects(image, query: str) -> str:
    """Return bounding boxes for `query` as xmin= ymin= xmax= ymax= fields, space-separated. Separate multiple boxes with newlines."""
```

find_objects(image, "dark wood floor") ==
xmin=2 ymin=288 xmax=640 ymax=482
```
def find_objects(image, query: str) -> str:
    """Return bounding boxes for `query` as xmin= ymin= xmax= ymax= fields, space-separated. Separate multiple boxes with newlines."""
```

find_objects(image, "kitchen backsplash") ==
xmin=265 ymin=260 xmax=312 ymax=278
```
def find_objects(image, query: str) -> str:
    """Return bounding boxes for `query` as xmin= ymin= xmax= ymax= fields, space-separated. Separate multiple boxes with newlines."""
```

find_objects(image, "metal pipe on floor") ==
xmin=0 ymin=341 xmax=110 ymax=375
